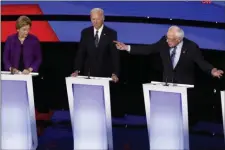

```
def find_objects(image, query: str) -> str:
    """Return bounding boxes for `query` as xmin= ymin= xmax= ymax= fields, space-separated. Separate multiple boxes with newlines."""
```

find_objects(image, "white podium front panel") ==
xmin=66 ymin=76 xmax=113 ymax=150
xmin=1 ymin=73 xmax=38 ymax=150
xmin=221 ymin=90 xmax=225 ymax=142
xmin=143 ymin=83 xmax=191 ymax=150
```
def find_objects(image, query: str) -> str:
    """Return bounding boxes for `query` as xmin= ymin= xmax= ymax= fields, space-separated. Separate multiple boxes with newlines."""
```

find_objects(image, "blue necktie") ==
xmin=170 ymin=46 xmax=177 ymax=68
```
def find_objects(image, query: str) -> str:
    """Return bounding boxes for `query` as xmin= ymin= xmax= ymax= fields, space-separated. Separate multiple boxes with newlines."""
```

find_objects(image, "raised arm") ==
xmin=110 ymin=31 xmax=120 ymax=77
xmin=193 ymin=44 xmax=223 ymax=78
xmin=114 ymin=36 xmax=164 ymax=55
xmin=129 ymin=42 xmax=159 ymax=55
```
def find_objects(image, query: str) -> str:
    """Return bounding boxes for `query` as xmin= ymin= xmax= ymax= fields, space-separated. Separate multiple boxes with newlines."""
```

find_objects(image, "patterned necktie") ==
xmin=95 ymin=30 xmax=99 ymax=47
xmin=170 ymin=46 xmax=177 ymax=68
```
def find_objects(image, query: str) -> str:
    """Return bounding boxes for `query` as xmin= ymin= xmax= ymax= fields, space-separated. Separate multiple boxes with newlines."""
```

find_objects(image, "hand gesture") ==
xmin=71 ymin=70 xmax=79 ymax=77
xmin=114 ymin=41 xmax=129 ymax=51
xmin=111 ymin=74 xmax=119 ymax=83
xmin=10 ymin=67 xmax=19 ymax=74
xmin=22 ymin=69 xmax=30 ymax=74
xmin=211 ymin=68 xmax=224 ymax=78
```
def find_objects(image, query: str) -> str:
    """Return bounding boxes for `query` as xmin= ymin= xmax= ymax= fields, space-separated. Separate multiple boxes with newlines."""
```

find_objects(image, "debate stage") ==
xmin=36 ymin=110 xmax=225 ymax=150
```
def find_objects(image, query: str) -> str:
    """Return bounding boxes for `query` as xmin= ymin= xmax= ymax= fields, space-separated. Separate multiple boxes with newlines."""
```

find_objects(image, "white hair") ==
xmin=90 ymin=8 xmax=105 ymax=20
xmin=90 ymin=8 xmax=104 ymax=16
xmin=168 ymin=25 xmax=184 ymax=40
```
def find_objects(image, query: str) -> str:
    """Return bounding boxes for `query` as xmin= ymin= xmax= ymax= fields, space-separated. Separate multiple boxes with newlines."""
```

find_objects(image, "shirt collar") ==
xmin=94 ymin=25 xmax=104 ymax=34
xmin=176 ymin=41 xmax=183 ymax=49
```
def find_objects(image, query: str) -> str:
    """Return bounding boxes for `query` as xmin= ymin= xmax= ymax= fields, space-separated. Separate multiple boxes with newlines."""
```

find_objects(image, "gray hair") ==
xmin=90 ymin=8 xmax=105 ymax=20
xmin=168 ymin=25 xmax=184 ymax=40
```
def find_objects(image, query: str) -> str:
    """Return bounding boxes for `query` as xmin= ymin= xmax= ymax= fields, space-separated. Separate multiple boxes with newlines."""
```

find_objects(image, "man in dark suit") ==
xmin=114 ymin=25 xmax=224 ymax=124
xmin=71 ymin=8 xmax=124 ymax=117
xmin=71 ymin=8 xmax=119 ymax=82
xmin=114 ymin=26 xmax=223 ymax=84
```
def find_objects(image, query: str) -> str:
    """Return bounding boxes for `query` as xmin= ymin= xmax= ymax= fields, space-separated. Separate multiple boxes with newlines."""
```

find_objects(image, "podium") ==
xmin=221 ymin=90 xmax=225 ymax=140
xmin=1 ymin=71 xmax=38 ymax=150
xmin=143 ymin=81 xmax=194 ymax=150
xmin=66 ymin=76 xmax=113 ymax=150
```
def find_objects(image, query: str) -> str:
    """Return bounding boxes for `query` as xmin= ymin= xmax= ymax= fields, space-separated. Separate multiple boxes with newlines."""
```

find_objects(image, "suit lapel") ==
xmin=98 ymin=26 xmax=107 ymax=49
xmin=174 ymin=40 xmax=187 ymax=70
xmin=90 ymin=28 xmax=95 ymax=48
xmin=90 ymin=26 xmax=107 ymax=49
xmin=164 ymin=44 xmax=174 ymax=70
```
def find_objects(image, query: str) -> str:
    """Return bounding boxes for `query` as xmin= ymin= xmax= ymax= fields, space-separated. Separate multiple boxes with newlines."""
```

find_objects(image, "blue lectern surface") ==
xmin=2 ymin=80 xmax=32 ymax=149
xmin=66 ymin=76 xmax=113 ymax=150
xmin=221 ymin=90 xmax=225 ymax=143
xmin=149 ymin=91 xmax=184 ymax=149
xmin=143 ymin=82 xmax=192 ymax=150
xmin=72 ymin=84 xmax=107 ymax=149
xmin=1 ymin=73 xmax=38 ymax=150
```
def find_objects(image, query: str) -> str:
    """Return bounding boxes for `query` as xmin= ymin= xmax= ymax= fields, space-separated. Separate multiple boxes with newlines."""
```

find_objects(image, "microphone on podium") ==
xmin=86 ymin=60 xmax=91 ymax=79
xmin=164 ymin=76 xmax=169 ymax=86
xmin=163 ymin=75 xmax=175 ymax=86
xmin=87 ymin=68 xmax=91 ymax=79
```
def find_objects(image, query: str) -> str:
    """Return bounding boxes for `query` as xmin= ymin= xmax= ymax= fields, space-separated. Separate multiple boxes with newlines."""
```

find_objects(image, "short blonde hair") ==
xmin=16 ymin=16 xmax=32 ymax=30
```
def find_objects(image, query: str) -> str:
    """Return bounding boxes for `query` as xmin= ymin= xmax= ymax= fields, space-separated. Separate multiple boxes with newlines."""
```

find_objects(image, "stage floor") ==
xmin=36 ymin=110 xmax=225 ymax=150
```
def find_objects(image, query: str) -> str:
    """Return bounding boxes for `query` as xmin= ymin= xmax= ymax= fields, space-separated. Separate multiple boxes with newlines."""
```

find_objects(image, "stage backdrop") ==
xmin=1 ymin=1 xmax=225 ymax=51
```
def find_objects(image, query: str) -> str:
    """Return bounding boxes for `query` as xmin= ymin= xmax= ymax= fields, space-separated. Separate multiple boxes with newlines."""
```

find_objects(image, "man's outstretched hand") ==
xmin=71 ymin=70 xmax=79 ymax=77
xmin=114 ymin=41 xmax=129 ymax=51
xmin=111 ymin=74 xmax=119 ymax=83
xmin=211 ymin=68 xmax=224 ymax=78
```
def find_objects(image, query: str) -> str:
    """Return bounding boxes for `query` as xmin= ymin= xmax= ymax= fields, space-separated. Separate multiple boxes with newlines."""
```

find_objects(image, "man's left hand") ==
xmin=111 ymin=74 xmax=119 ymax=83
xmin=211 ymin=68 xmax=224 ymax=78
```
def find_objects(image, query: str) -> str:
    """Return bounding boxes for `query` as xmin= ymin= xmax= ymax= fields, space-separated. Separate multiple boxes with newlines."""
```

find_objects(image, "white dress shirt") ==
xmin=170 ymin=41 xmax=183 ymax=68
xmin=94 ymin=25 xmax=104 ymax=39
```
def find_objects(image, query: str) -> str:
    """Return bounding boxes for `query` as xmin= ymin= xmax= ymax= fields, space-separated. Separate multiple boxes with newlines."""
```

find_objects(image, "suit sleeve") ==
xmin=110 ymin=31 xmax=120 ymax=76
xmin=30 ymin=38 xmax=42 ymax=72
xmin=130 ymin=37 xmax=164 ymax=55
xmin=74 ymin=30 xmax=86 ymax=71
xmin=193 ymin=44 xmax=213 ymax=74
xmin=3 ymin=37 xmax=12 ymax=71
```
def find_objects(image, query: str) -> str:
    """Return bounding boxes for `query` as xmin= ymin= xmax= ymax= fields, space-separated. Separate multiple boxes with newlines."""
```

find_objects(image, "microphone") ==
xmin=87 ymin=67 xmax=91 ymax=79
xmin=86 ymin=59 xmax=91 ymax=79
xmin=171 ymin=73 xmax=176 ymax=86
xmin=171 ymin=69 xmax=178 ymax=86
xmin=164 ymin=76 xmax=169 ymax=86
xmin=163 ymin=72 xmax=175 ymax=86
